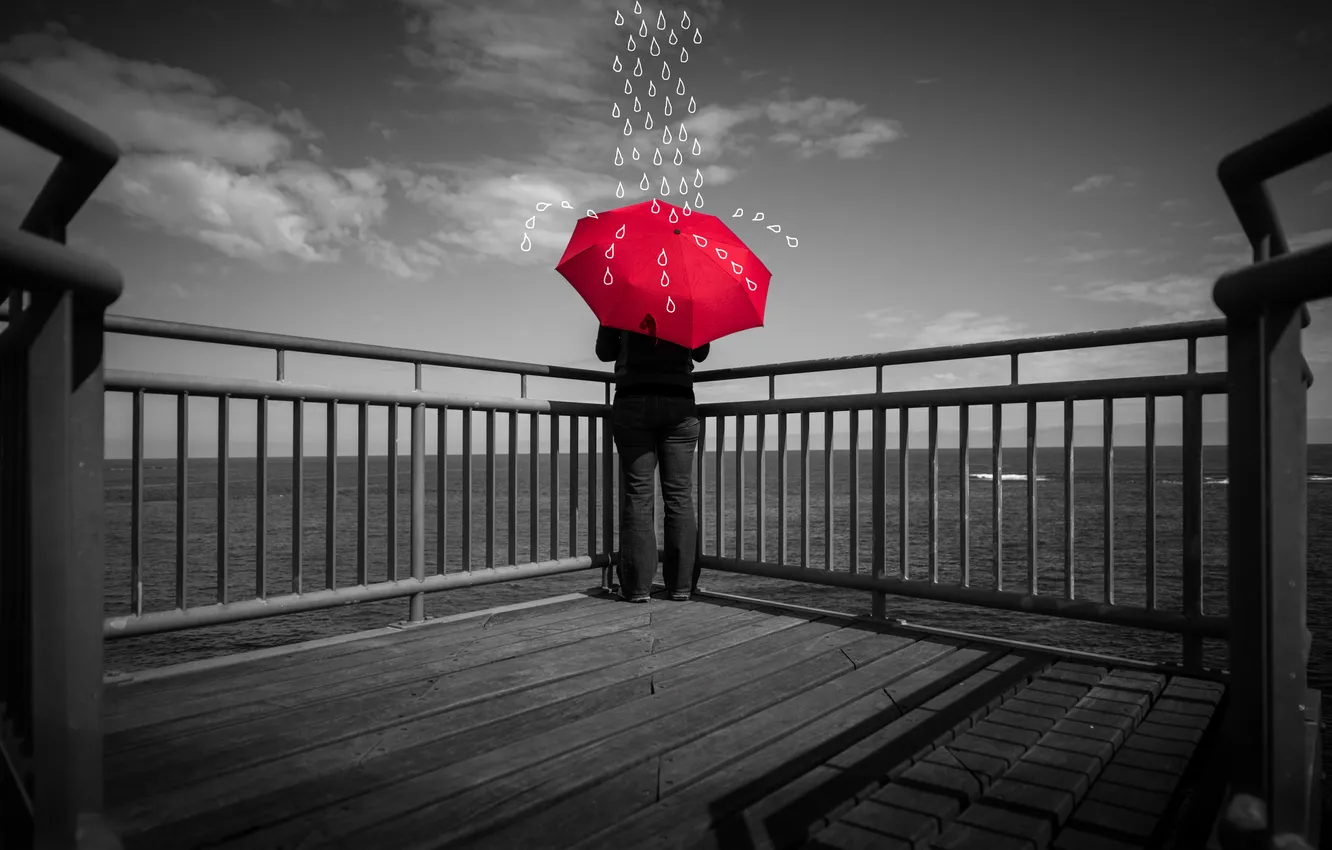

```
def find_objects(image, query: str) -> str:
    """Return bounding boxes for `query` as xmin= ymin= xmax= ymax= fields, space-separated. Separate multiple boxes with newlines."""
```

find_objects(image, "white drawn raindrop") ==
xmin=650 ymin=36 xmax=660 ymax=56
xmin=676 ymin=78 xmax=686 ymax=95
xmin=614 ymin=148 xmax=624 ymax=166
xmin=679 ymin=176 xmax=688 ymax=194
xmin=663 ymin=126 xmax=673 ymax=145
xmin=693 ymin=233 xmax=708 ymax=248
xmin=746 ymin=277 xmax=758 ymax=291
xmin=640 ymin=173 xmax=650 ymax=190
xmin=767 ymin=224 xmax=782 ymax=233
xmin=648 ymin=80 xmax=656 ymax=97
xmin=683 ymin=201 xmax=693 ymax=214
xmin=633 ymin=96 xmax=642 ymax=112
xmin=666 ymin=295 xmax=676 ymax=313
xmin=715 ymin=246 xmax=728 ymax=260
xmin=634 ymin=1 xmax=642 ymax=14
xmin=623 ymin=118 xmax=633 ymax=135
xmin=644 ymin=112 xmax=654 ymax=129
xmin=653 ymin=148 xmax=662 ymax=166
xmin=616 ymin=181 xmax=625 ymax=198
xmin=613 ymin=56 xmax=622 ymax=72
xmin=639 ymin=18 xmax=647 ymax=37
xmin=661 ymin=270 xmax=670 ymax=286
xmin=614 ymin=10 xmax=624 ymax=26
xmin=668 ymin=207 xmax=679 ymax=223
xmin=661 ymin=62 xmax=671 ymax=80
xmin=664 ymin=96 xmax=673 ymax=116
xmin=604 ymin=267 xmax=614 ymax=285
xmin=673 ymin=148 xmax=683 ymax=166
xmin=605 ymin=243 xmax=615 ymax=259
xmin=669 ymin=29 xmax=678 ymax=45
xmin=692 ymin=138 xmax=701 ymax=155
xmin=678 ymin=123 xmax=688 ymax=140
xmin=631 ymin=146 xmax=640 ymax=160
xmin=688 ymin=95 xmax=697 ymax=113
xmin=625 ymin=79 xmax=633 ymax=94
xmin=732 ymin=209 xmax=744 ymax=218
xmin=612 ymin=102 xmax=620 ymax=118
xmin=693 ymin=28 xmax=702 ymax=44
xmin=680 ymin=47 xmax=689 ymax=63
xmin=521 ymin=233 xmax=531 ymax=251
xmin=633 ymin=57 xmax=643 ymax=77
xmin=656 ymin=9 xmax=666 ymax=29
xmin=525 ymin=215 xmax=536 ymax=229
xmin=587 ymin=210 xmax=598 ymax=218
xmin=786 ymin=235 xmax=799 ymax=247
xmin=536 ymin=202 xmax=551 ymax=211
xmin=561 ymin=200 xmax=572 ymax=209
xmin=650 ymin=198 xmax=660 ymax=213
xmin=752 ymin=212 xmax=765 ymax=222
xmin=730 ymin=260 xmax=744 ymax=275
xmin=660 ymin=176 xmax=671 ymax=195
xmin=616 ymin=223 xmax=626 ymax=238
xmin=681 ymin=10 xmax=691 ymax=29
xmin=694 ymin=192 xmax=703 ymax=207
xmin=694 ymin=168 xmax=703 ymax=187
xmin=628 ymin=34 xmax=636 ymax=51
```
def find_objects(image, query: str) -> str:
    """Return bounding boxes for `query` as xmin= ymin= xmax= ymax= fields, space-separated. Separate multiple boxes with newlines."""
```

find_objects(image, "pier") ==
xmin=2 ymin=76 xmax=1330 ymax=849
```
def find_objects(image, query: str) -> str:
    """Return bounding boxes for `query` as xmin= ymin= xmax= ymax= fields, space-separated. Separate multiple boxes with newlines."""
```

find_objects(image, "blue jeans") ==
xmin=612 ymin=394 xmax=701 ymax=599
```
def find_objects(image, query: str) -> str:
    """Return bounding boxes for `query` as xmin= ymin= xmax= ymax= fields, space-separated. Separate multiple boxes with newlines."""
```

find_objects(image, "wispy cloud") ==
xmin=765 ymin=96 xmax=904 ymax=160
xmin=864 ymin=308 xmax=1027 ymax=347
xmin=1315 ymin=180 xmax=1332 ymax=196
xmin=1070 ymin=174 xmax=1114 ymax=193
xmin=0 ymin=29 xmax=438 ymax=279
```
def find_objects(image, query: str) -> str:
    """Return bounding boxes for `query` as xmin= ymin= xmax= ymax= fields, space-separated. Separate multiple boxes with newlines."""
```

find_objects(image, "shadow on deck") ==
xmin=102 ymin=592 xmax=1228 ymax=850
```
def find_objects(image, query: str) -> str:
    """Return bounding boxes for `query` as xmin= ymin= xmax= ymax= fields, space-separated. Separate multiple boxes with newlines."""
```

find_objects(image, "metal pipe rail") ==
xmin=1210 ymin=98 xmax=1332 ymax=849
xmin=0 ymin=72 xmax=124 ymax=850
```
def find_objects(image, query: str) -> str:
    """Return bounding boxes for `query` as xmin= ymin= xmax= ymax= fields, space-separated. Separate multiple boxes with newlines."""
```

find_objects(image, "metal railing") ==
xmin=1210 ymin=100 xmax=1332 ymax=850
xmin=692 ymin=323 xmax=1228 ymax=657
xmin=0 ymin=74 xmax=124 ymax=850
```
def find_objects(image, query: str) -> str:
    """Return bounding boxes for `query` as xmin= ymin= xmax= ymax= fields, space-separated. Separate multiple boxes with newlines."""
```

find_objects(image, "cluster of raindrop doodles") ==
xmin=610 ymin=2 xmax=706 ymax=213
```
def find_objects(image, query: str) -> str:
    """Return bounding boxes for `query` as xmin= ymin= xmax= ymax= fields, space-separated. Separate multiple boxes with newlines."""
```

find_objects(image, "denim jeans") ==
xmin=612 ymin=393 xmax=701 ymax=599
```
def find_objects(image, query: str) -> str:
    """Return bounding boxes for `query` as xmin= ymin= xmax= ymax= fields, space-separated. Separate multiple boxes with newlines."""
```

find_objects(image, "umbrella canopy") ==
xmin=555 ymin=198 xmax=771 ymax=349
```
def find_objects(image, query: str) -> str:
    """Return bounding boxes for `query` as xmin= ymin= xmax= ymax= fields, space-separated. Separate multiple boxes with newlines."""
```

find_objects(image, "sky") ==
xmin=2 ymin=0 xmax=1331 ymax=457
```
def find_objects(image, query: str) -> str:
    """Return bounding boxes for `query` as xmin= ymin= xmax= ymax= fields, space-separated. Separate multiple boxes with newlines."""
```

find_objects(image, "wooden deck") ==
xmin=101 ymin=591 xmax=1229 ymax=850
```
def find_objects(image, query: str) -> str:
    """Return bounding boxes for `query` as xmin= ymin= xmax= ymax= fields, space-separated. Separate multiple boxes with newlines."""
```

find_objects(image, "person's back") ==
xmin=597 ymin=325 xmax=709 ymax=602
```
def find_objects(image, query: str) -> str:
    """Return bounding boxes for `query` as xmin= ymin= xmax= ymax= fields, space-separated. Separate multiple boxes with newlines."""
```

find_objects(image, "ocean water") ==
xmin=102 ymin=444 xmax=1332 ymax=689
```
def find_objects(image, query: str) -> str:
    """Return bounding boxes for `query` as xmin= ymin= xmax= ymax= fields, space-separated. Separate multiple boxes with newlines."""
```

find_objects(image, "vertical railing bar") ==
xmin=1026 ymin=400 xmax=1037 ymax=596
xmin=437 ymin=407 xmax=448 ymax=575
xmin=356 ymin=401 xmax=368 ymax=585
xmin=216 ymin=393 xmax=228 ymax=605
xmin=508 ymin=410 xmax=518 ymax=566
xmin=409 ymin=401 xmax=425 ymax=622
xmin=824 ymin=410 xmax=833 ymax=571
xmin=927 ymin=405 xmax=938 ymax=583
xmin=486 ymin=409 xmax=496 ymax=568
xmin=756 ymin=413 xmax=767 ymax=563
xmin=131 ymin=389 xmax=144 ymax=615
xmin=175 ymin=391 xmax=188 ymax=610
xmin=777 ymin=413 xmax=787 ymax=565
xmin=848 ymin=409 xmax=859 ymax=574
xmin=697 ymin=416 xmax=707 ymax=559
xmin=1145 ymin=394 xmax=1157 ymax=609
xmin=799 ymin=412 xmax=809 ymax=568
xmin=736 ymin=414 xmax=746 ymax=561
xmin=462 ymin=411 xmax=473 ymax=570
xmin=276 ymin=348 xmax=284 ymax=381
xmin=530 ymin=412 xmax=540 ymax=564
xmin=549 ymin=415 xmax=559 ymax=560
xmin=326 ymin=400 xmax=337 ymax=589
xmin=1181 ymin=388 xmax=1204 ymax=668
xmin=387 ymin=403 xmax=398 ymax=581
xmin=1103 ymin=398 xmax=1114 ymax=604
xmin=292 ymin=398 xmax=303 ymax=594
xmin=959 ymin=404 xmax=970 ymax=586
xmin=715 ymin=416 xmax=725 ymax=558
xmin=257 ymin=396 xmax=269 ymax=598
xmin=601 ymin=413 xmax=613 ymax=578
xmin=898 ymin=407 xmax=909 ymax=580
xmin=569 ymin=414 xmax=579 ymax=559
xmin=1063 ymin=399 xmax=1075 ymax=601
xmin=587 ymin=414 xmax=597 ymax=558
xmin=993 ymin=403 xmax=1003 ymax=590
xmin=871 ymin=404 xmax=886 ymax=618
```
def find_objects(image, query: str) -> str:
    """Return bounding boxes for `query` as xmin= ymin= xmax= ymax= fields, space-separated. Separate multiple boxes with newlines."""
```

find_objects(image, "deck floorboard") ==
xmin=102 ymin=590 xmax=1228 ymax=850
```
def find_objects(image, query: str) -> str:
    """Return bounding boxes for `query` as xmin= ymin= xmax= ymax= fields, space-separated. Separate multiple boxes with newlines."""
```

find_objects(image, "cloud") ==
xmin=1315 ymin=180 xmax=1332 ymax=196
xmin=384 ymin=0 xmax=902 ymax=263
xmin=368 ymin=120 xmax=397 ymax=140
xmin=1070 ymin=174 xmax=1114 ymax=193
xmin=914 ymin=77 xmax=940 ymax=85
xmin=864 ymin=308 xmax=1027 ymax=347
xmin=0 ymin=30 xmax=441 ymax=279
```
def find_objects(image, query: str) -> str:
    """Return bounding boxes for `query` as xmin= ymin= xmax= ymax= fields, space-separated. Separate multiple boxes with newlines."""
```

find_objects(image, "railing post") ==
xmin=1181 ymin=388 xmax=1203 ymax=669
xmin=1222 ymin=298 xmax=1312 ymax=843
xmin=870 ymin=405 xmax=886 ymax=618
xmin=409 ymin=402 xmax=425 ymax=622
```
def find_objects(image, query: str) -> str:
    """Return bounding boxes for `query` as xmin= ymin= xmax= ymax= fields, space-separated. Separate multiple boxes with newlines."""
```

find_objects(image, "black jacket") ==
xmin=596 ymin=326 xmax=710 ymax=398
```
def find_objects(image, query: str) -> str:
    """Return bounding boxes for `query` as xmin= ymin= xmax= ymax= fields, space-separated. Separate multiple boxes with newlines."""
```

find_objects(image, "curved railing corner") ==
xmin=0 ymin=74 xmax=125 ymax=849
xmin=1211 ymin=99 xmax=1332 ymax=849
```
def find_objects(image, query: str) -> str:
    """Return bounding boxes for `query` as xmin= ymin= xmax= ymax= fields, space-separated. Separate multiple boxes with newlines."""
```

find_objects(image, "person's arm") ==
xmin=691 ymin=342 xmax=710 ymax=363
xmin=596 ymin=325 xmax=621 ymax=362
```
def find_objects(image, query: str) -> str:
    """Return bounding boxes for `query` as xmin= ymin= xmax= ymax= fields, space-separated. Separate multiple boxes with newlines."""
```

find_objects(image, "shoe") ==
xmin=620 ymin=591 xmax=651 ymax=603
xmin=669 ymin=592 xmax=691 ymax=601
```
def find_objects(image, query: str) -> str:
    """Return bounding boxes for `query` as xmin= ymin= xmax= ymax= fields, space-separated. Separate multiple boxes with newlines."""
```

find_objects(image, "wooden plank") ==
xmin=932 ymin=820 xmax=1038 ymax=849
xmin=574 ymin=652 xmax=1045 ymax=850
xmin=809 ymin=820 xmax=914 ymax=850
xmin=124 ymin=607 xmax=791 ymax=846
xmin=105 ymin=596 xmax=644 ymax=740
xmin=333 ymin=628 xmax=894 ymax=849
xmin=104 ymin=594 xmax=615 ymax=720
xmin=199 ymin=617 xmax=875 ymax=849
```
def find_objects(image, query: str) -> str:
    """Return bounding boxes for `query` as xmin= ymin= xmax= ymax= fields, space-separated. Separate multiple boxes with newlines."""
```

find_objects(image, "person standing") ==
xmin=596 ymin=320 xmax=709 ymax=602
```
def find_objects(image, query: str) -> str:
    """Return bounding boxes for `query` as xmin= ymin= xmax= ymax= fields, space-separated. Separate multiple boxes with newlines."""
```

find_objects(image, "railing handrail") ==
xmin=693 ymin=319 xmax=1227 ymax=383
xmin=1214 ymin=239 xmax=1332 ymax=316
xmin=0 ymin=227 xmax=122 ymax=309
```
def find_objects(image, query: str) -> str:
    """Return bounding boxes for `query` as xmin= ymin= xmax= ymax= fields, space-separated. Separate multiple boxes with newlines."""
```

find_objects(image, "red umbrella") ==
xmin=555 ymin=198 xmax=772 ymax=349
